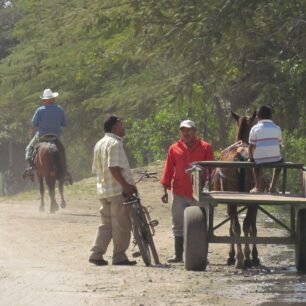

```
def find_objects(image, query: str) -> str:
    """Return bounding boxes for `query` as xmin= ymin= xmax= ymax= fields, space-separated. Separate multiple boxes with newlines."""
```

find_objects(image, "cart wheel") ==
xmin=184 ymin=206 xmax=208 ymax=271
xmin=295 ymin=209 xmax=306 ymax=273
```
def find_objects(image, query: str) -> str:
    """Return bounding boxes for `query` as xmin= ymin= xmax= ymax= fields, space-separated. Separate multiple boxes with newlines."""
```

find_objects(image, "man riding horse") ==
xmin=23 ymin=88 xmax=72 ymax=183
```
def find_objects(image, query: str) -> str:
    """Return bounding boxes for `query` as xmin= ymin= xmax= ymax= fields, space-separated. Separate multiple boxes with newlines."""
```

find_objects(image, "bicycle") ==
xmin=123 ymin=171 xmax=160 ymax=266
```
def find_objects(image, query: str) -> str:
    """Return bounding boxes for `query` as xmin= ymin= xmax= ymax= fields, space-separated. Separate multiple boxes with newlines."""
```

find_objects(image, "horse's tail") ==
xmin=45 ymin=143 xmax=60 ymax=178
xmin=51 ymin=146 xmax=63 ymax=179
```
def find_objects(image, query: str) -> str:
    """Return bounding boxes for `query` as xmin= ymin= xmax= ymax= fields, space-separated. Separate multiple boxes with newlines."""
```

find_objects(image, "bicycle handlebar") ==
xmin=135 ymin=170 xmax=158 ymax=183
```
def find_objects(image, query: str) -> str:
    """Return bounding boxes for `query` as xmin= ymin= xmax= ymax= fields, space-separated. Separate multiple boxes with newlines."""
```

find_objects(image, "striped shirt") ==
xmin=32 ymin=104 xmax=67 ymax=136
xmin=92 ymin=133 xmax=134 ymax=199
xmin=249 ymin=120 xmax=282 ymax=164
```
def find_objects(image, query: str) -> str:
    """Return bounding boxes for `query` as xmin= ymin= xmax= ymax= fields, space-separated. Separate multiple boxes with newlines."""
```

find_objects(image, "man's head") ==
xmin=103 ymin=114 xmax=125 ymax=137
xmin=40 ymin=88 xmax=58 ymax=105
xmin=257 ymin=105 xmax=272 ymax=120
xmin=179 ymin=120 xmax=197 ymax=146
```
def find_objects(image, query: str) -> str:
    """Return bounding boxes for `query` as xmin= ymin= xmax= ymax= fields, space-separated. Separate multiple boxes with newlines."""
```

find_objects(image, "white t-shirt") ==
xmin=249 ymin=120 xmax=282 ymax=164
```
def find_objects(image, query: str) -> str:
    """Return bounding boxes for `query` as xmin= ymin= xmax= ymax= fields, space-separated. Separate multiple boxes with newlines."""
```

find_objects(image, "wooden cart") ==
xmin=185 ymin=161 xmax=306 ymax=272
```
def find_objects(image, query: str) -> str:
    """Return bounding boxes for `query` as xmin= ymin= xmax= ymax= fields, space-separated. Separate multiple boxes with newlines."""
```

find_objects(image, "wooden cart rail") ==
xmin=201 ymin=192 xmax=306 ymax=206
xmin=193 ymin=160 xmax=305 ymax=169
xmin=191 ymin=161 xmax=306 ymax=201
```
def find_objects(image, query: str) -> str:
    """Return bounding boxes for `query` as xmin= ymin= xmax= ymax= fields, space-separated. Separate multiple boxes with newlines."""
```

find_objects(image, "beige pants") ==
xmin=90 ymin=195 xmax=131 ymax=263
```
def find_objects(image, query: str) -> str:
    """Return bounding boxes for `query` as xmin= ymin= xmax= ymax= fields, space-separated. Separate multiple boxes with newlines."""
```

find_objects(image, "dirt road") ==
xmin=1 ymin=168 xmax=306 ymax=306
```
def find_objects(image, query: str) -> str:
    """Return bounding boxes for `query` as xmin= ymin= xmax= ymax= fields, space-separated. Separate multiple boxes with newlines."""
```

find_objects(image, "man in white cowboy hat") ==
xmin=23 ymin=88 xmax=72 ymax=183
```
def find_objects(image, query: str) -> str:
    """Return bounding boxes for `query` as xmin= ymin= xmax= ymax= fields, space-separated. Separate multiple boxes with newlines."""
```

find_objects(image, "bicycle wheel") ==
xmin=141 ymin=206 xmax=160 ymax=265
xmin=127 ymin=205 xmax=151 ymax=266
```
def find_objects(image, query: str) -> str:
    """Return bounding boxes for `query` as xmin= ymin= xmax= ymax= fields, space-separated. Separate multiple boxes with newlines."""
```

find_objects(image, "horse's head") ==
xmin=231 ymin=111 xmax=256 ymax=144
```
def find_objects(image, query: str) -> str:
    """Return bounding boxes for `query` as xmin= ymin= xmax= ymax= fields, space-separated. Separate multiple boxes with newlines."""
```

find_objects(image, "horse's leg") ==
xmin=233 ymin=217 xmax=243 ymax=269
xmin=227 ymin=217 xmax=236 ymax=265
xmin=250 ymin=206 xmax=260 ymax=266
xmin=38 ymin=176 xmax=45 ymax=212
xmin=227 ymin=204 xmax=239 ymax=266
xmin=46 ymin=176 xmax=59 ymax=213
xmin=227 ymin=205 xmax=243 ymax=268
xmin=228 ymin=204 xmax=244 ymax=268
xmin=58 ymin=179 xmax=66 ymax=208
xmin=243 ymin=209 xmax=252 ymax=268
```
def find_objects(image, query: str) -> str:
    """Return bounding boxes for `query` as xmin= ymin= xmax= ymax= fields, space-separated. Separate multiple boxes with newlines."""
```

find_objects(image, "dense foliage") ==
xmin=0 ymin=1 xmax=305 ymax=188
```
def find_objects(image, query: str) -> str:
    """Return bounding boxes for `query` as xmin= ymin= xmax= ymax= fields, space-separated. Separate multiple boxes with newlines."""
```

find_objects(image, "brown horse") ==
xmin=214 ymin=111 xmax=259 ymax=269
xmin=34 ymin=135 xmax=67 ymax=213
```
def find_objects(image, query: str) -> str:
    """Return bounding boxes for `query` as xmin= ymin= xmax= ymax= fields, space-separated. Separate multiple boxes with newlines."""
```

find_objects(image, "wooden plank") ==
xmin=192 ymin=168 xmax=202 ymax=202
xmin=192 ymin=161 xmax=304 ymax=169
xmin=200 ymin=192 xmax=306 ymax=205
xmin=303 ymin=171 xmax=306 ymax=197
xmin=209 ymin=236 xmax=295 ymax=244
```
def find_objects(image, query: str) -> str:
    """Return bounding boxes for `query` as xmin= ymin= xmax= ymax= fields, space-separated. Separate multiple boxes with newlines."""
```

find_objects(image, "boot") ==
xmin=167 ymin=236 xmax=183 ymax=263
xmin=22 ymin=159 xmax=35 ymax=181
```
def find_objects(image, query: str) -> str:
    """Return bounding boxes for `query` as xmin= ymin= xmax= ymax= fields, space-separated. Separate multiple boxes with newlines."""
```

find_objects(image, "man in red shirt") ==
xmin=160 ymin=120 xmax=214 ymax=263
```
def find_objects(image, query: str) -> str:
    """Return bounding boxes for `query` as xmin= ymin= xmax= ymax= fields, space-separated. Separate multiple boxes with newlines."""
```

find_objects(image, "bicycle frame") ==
xmin=123 ymin=193 xmax=160 ymax=265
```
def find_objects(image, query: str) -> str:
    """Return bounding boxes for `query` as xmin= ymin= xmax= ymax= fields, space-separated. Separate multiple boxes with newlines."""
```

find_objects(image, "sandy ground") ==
xmin=1 ymin=166 xmax=306 ymax=306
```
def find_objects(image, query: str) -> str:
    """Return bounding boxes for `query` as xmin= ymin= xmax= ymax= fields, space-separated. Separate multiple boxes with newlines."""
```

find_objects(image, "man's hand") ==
xmin=122 ymin=183 xmax=137 ymax=196
xmin=109 ymin=167 xmax=137 ymax=196
xmin=161 ymin=192 xmax=168 ymax=204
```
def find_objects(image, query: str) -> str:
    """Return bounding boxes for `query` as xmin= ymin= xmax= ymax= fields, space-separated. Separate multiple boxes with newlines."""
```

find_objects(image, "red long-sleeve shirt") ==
xmin=160 ymin=138 xmax=214 ymax=198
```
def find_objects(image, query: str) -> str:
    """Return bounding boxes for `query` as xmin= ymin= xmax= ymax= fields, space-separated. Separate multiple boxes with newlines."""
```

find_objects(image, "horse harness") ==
xmin=216 ymin=141 xmax=250 ymax=189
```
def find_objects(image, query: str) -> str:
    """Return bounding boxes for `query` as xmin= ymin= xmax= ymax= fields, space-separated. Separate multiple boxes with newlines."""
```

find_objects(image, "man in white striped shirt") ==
xmin=89 ymin=115 xmax=137 ymax=266
xmin=248 ymin=105 xmax=282 ymax=193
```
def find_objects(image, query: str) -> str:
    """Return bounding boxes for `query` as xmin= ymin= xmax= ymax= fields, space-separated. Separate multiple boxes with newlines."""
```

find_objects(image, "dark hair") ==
xmin=257 ymin=105 xmax=272 ymax=119
xmin=104 ymin=115 xmax=119 ymax=132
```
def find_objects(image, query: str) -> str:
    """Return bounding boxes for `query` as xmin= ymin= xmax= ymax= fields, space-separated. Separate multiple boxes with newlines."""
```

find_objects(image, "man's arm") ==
xmin=248 ymin=144 xmax=255 ymax=161
xmin=61 ymin=109 xmax=67 ymax=127
xmin=161 ymin=185 xmax=168 ymax=204
xmin=109 ymin=166 xmax=136 ymax=195
xmin=160 ymin=148 xmax=175 ymax=204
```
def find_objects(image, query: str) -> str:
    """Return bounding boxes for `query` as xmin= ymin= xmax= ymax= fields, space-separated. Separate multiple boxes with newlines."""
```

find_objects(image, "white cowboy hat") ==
xmin=40 ymin=88 xmax=59 ymax=99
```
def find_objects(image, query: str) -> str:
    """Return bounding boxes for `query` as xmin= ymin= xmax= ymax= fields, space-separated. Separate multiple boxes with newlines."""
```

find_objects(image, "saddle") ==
xmin=219 ymin=141 xmax=270 ymax=191
xmin=221 ymin=140 xmax=249 ymax=161
xmin=38 ymin=134 xmax=59 ymax=144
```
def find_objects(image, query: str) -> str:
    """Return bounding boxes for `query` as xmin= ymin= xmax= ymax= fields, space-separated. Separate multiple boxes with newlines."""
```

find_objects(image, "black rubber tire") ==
xmin=295 ymin=209 xmax=306 ymax=273
xmin=184 ymin=206 xmax=208 ymax=271
xmin=128 ymin=206 xmax=151 ymax=266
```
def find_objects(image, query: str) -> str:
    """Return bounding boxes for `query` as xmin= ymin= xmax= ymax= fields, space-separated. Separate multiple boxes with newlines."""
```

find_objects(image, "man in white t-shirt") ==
xmin=248 ymin=105 xmax=282 ymax=193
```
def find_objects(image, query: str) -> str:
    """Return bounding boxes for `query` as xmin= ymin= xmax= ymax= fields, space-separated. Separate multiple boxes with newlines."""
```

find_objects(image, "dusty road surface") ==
xmin=1 ymin=165 xmax=306 ymax=306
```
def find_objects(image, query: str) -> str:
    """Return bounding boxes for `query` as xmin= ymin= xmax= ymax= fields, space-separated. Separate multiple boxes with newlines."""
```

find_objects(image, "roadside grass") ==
xmin=0 ymin=161 xmax=165 ymax=203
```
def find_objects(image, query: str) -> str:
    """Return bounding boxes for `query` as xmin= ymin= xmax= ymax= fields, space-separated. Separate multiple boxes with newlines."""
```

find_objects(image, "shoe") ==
xmin=167 ymin=256 xmax=183 ymax=263
xmin=250 ymin=187 xmax=261 ymax=193
xmin=89 ymin=258 xmax=108 ymax=266
xmin=112 ymin=259 xmax=137 ymax=266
